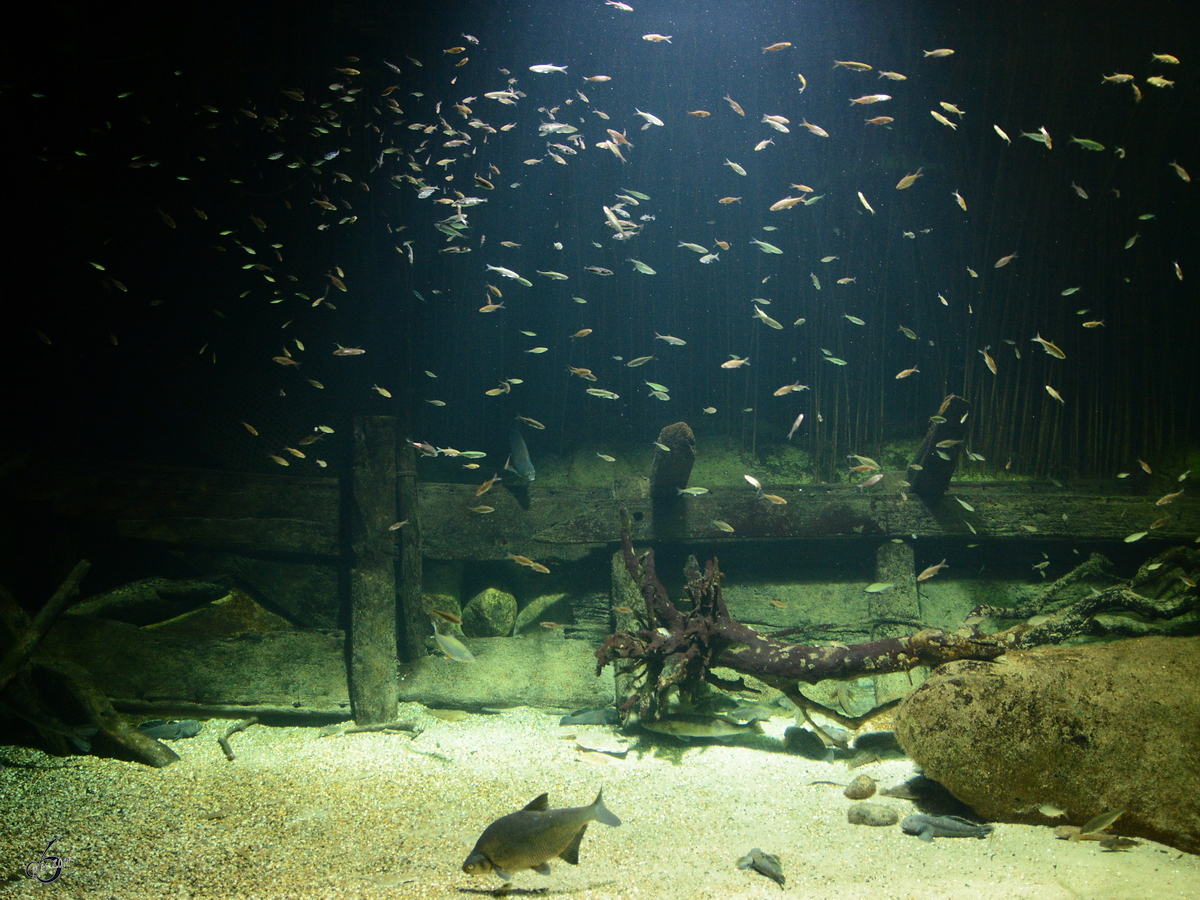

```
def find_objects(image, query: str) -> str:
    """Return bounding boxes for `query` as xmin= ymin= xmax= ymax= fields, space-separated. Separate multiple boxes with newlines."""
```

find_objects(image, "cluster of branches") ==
xmin=0 ymin=562 xmax=179 ymax=767
xmin=596 ymin=509 xmax=1199 ymax=723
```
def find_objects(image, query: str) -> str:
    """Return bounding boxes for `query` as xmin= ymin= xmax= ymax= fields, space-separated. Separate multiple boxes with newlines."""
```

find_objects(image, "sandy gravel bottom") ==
xmin=3 ymin=705 xmax=1197 ymax=899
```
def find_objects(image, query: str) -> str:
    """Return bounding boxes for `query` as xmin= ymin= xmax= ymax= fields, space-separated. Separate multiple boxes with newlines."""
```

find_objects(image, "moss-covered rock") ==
xmin=514 ymin=592 xmax=571 ymax=633
xmin=421 ymin=592 xmax=463 ymax=634
xmin=462 ymin=587 xmax=516 ymax=637
xmin=894 ymin=636 xmax=1200 ymax=854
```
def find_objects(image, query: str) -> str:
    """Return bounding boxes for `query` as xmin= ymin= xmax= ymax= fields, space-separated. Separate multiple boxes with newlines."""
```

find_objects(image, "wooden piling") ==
xmin=649 ymin=422 xmax=697 ymax=537
xmin=396 ymin=441 xmax=425 ymax=663
xmin=908 ymin=395 xmax=972 ymax=503
xmin=348 ymin=416 xmax=399 ymax=725
xmin=869 ymin=541 xmax=927 ymax=705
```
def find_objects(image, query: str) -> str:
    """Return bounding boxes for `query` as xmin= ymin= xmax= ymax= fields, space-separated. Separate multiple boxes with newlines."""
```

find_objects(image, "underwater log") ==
xmin=908 ymin=395 xmax=971 ymax=503
xmin=395 ymin=441 xmax=426 ymax=664
xmin=649 ymin=422 xmax=696 ymax=499
xmin=348 ymin=416 xmax=399 ymax=726
xmin=598 ymin=508 xmax=1011 ymax=722
xmin=0 ymin=559 xmax=89 ymax=694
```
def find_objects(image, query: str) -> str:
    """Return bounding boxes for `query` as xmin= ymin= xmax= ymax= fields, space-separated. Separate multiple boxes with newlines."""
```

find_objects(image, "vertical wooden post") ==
xmin=348 ymin=415 xmax=398 ymax=725
xmin=870 ymin=541 xmax=927 ymax=705
xmin=908 ymin=395 xmax=971 ymax=503
xmin=396 ymin=441 xmax=425 ymax=663
xmin=610 ymin=549 xmax=642 ymax=710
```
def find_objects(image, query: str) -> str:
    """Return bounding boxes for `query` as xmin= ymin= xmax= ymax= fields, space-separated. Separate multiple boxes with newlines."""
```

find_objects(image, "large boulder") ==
xmin=462 ymin=587 xmax=517 ymax=637
xmin=894 ymin=636 xmax=1200 ymax=854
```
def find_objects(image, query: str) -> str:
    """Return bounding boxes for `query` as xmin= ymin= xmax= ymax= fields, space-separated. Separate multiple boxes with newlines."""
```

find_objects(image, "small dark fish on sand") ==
xmin=902 ymin=814 xmax=993 ymax=842
xmin=559 ymin=707 xmax=620 ymax=726
xmin=1099 ymin=836 xmax=1140 ymax=851
xmin=137 ymin=719 xmax=204 ymax=740
xmin=463 ymin=789 xmax=620 ymax=881
xmin=737 ymin=848 xmax=785 ymax=888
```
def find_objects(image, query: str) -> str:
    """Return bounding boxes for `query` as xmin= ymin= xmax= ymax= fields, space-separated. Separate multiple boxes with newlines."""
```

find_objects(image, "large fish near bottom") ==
xmin=506 ymin=427 xmax=536 ymax=481
xmin=462 ymin=789 xmax=620 ymax=881
xmin=901 ymin=814 xmax=993 ymax=842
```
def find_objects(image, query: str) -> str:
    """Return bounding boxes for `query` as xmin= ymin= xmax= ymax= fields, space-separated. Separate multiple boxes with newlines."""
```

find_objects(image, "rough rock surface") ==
xmin=398 ymin=636 xmax=614 ymax=710
xmin=462 ymin=586 xmax=516 ymax=637
xmin=894 ymin=636 xmax=1200 ymax=854
xmin=513 ymin=592 xmax=570 ymax=633
xmin=847 ymin=802 xmax=900 ymax=827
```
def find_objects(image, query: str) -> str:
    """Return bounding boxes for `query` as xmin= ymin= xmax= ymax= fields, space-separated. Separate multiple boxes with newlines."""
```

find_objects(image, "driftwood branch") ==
xmin=0 ymin=562 xmax=181 ymax=767
xmin=597 ymin=509 xmax=1012 ymax=720
xmin=34 ymin=656 xmax=180 ymax=768
xmin=0 ymin=560 xmax=90 ymax=694
xmin=596 ymin=510 xmax=1199 ymax=722
xmin=970 ymin=548 xmax=1199 ymax=648
xmin=218 ymin=717 xmax=258 ymax=761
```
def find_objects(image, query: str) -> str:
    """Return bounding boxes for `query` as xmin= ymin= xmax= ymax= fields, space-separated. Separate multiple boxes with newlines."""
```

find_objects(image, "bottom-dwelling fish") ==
xmin=737 ymin=848 xmax=785 ymax=887
xmin=901 ymin=814 xmax=993 ymax=841
xmin=640 ymin=714 xmax=763 ymax=742
xmin=463 ymin=790 xmax=620 ymax=881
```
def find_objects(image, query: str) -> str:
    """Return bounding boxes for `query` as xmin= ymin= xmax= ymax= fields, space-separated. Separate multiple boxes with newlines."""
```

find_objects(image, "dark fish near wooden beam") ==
xmin=506 ymin=428 xmax=536 ymax=481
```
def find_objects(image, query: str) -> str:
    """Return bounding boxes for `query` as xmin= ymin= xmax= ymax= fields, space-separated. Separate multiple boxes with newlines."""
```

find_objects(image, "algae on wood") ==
xmin=347 ymin=416 xmax=398 ymax=725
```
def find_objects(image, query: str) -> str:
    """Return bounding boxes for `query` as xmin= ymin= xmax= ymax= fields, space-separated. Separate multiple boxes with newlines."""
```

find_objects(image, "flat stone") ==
xmin=847 ymin=802 xmax=900 ymax=827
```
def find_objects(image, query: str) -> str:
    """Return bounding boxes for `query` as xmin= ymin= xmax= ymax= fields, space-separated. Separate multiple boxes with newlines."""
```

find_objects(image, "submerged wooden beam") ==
xmin=417 ymin=482 xmax=1196 ymax=559
xmin=908 ymin=394 xmax=972 ymax=503
xmin=8 ymin=459 xmax=1196 ymax=562
xmin=396 ymin=442 xmax=425 ymax=664
xmin=11 ymin=459 xmax=340 ymax=556
xmin=347 ymin=416 xmax=398 ymax=725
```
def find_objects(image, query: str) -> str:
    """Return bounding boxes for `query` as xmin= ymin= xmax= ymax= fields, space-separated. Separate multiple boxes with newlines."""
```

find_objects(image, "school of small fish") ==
xmin=42 ymin=7 xmax=1193 ymax=578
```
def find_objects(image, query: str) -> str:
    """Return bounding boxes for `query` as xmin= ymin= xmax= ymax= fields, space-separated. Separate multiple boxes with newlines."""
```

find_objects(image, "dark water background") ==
xmin=1 ymin=0 xmax=1196 ymax=481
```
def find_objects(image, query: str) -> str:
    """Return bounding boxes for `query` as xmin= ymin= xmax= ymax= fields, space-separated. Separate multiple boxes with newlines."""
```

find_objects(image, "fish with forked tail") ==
xmin=506 ymin=427 xmax=536 ymax=481
xmin=463 ymin=789 xmax=620 ymax=881
xmin=640 ymin=714 xmax=763 ymax=742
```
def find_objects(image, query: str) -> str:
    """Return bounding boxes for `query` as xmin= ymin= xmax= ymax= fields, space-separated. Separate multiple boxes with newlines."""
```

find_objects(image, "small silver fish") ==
xmin=434 ymin=632 xmax=476 ymax=662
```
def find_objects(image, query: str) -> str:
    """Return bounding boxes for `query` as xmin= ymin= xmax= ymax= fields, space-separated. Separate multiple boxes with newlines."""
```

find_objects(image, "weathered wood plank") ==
xmin=418 ymin=482 xmax=1198 ymax=559
xmin=42 ymin=615 xmax=351 ymax=714
xmin=8 ymin=460 xmax=1195 ymax=563
xmin=348 ymin=417 xmax=398 ymax=724
xmin=396 ymin=443 xmax=426 ymax=663
xmin=12 ymin=460 xmax=340 ymax=556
